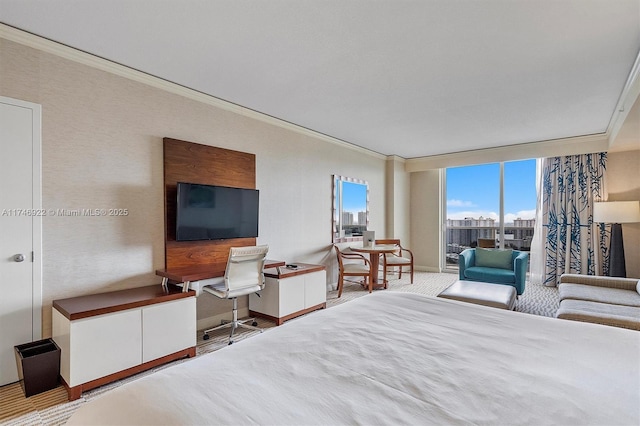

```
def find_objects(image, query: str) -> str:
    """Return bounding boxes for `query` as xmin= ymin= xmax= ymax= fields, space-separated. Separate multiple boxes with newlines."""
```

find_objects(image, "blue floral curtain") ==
xmin=530 ymin=153 xmax=609 ymax=286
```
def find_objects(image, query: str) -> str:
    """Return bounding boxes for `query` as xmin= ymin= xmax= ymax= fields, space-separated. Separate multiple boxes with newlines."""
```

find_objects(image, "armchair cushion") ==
xmin=384 ymin=255 xmax=412 ymax=265
xmin=474 ymin=248 xmax=513 ymax=270
xmin=343 ymin=263 xmax=370 ymax=274
xmin=463 ymin=266 xmax=517 ymax=284
xmin=559 ymin=283 xmax=640 ymax=307
xmin=559 ymin=274 xmax=638 ymax=291
xmin=556 ymin=299 xmax=640 ymax=331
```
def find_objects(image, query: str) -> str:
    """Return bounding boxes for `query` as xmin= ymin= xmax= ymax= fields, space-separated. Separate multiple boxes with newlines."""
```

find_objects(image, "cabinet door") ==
xmin=304 ymin=271 xmax=327 ymax=307
xmin=142 ymin=297 xmax=196 ymax=363
xmin=249 ymin=277 xmax=280 ymax=317
xmin=69 ymin=309 xmax=142 ymax=386
xmin=278 ymin=275 xmax=305 ymax=316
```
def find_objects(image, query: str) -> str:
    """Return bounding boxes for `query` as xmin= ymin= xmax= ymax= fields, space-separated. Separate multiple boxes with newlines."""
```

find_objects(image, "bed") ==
xmin=67 ymin=292 xmax=639 ymax=425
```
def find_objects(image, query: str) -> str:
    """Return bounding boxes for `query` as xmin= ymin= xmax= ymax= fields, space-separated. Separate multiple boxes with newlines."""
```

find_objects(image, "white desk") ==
xmin=155 ymin=259 xmax=286 ymax=295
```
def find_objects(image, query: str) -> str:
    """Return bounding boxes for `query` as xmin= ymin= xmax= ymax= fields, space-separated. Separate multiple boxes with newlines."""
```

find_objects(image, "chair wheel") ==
xmin=252 ymin=321 xmax=258 ymax=326
xmin=228 ymin=341 xmax=233 ymax=345
xmin=203 ymin=333 xmax=210 ymax=340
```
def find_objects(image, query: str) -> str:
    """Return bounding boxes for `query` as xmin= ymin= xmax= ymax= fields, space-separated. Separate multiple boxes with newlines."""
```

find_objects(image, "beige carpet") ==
xmin=0 ymin=272 xmax=559 ymax=425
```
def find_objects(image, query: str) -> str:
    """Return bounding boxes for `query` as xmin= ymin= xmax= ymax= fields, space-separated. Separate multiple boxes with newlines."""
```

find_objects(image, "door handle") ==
xmin=13 ymin=254 xmax=25 ymax=262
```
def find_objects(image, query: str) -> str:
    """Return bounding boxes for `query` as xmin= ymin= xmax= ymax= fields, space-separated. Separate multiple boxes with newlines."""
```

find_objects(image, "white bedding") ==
xmin=67 ymin=292 xmax=640 ymax=425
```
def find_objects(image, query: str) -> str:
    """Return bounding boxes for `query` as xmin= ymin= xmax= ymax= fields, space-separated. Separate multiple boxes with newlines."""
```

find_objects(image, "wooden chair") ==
xmin=375 ymin=239 xmax=414 ymax=284
xmin=334 ymin=245 xmax=371 ymax=297
xmin=477 ymin=238 xmax=496 ymax=248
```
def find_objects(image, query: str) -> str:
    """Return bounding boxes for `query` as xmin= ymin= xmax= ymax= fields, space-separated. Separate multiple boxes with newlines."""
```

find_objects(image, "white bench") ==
xmin=438 ymin=280 xmax=517 ymax=310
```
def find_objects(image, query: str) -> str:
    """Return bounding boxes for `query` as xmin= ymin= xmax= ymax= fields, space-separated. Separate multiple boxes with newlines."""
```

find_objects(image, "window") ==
xmin=445 ymin=159 xmax=536 ymax=269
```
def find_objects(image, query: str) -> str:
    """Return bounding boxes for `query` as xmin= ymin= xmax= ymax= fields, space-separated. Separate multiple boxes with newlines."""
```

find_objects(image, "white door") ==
xmin=0 ymin=97 xmax=42 ymax=386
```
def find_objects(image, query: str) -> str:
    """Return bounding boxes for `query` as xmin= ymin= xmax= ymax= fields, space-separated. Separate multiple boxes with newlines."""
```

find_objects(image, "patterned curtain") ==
xmin=530 ymin=153 xmax=609 ymax=287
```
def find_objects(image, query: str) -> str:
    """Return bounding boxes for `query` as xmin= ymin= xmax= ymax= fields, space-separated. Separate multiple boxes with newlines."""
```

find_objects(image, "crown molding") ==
xmin=3 ymin=23 xmax=635 ymax=166
xmin=0 ymin=24 xmax=387 ymax=160
xmin=405 ymin=133 xmax=609 ymax=172
xmin=607 ymin=49 xmax=640 ymax=146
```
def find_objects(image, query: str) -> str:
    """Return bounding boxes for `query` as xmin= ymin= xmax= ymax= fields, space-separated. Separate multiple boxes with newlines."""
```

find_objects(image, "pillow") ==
xmin=475 ymin=247 xmax=513 ymax=270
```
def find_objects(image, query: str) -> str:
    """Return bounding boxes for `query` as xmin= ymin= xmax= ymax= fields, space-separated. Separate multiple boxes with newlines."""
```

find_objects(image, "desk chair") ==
xmin=375 ymin=239 xmax=414 ymax=284
xmin=202 ymin=245 xmax=269 ymax=344
xmin=334 ymin=245 xmax=371 ymax=297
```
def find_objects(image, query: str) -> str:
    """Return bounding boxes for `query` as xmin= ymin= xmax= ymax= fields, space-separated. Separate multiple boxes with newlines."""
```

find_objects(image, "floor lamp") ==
xmin=593 ymin=201 xmax=640 ymax=277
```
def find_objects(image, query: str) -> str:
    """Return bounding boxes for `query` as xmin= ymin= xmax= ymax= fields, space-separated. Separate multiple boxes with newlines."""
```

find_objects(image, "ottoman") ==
xmin=438 ymin=280 xmax=517 ymax=310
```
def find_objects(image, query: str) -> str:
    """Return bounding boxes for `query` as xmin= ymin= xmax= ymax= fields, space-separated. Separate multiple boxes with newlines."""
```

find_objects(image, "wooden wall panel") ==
xmin=163 ymin=138 xmax=256 ymax=269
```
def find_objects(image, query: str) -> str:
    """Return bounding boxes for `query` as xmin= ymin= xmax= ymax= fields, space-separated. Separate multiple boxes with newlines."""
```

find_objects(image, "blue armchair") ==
xmin=458 ymin=248 xmax=529 ymax=295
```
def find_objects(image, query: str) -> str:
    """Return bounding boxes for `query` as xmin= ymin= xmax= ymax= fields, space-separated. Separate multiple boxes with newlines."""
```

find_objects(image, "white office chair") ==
xmin=201 ymin=244 xmax=269 ymax=344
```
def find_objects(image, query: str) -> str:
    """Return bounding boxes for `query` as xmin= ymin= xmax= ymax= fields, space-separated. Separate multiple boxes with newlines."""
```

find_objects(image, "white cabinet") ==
xmin=53 ymin=308 xmax=142 ymax=387
xmin=52 ymin=285 xmax=196 ymax=400
xmin=142 ymin=298 xmax=196 ymax=363
xmin=249 ymin=264 xmax=326 ymax=325
xmin=304 ymin=272 xmax=327 ymax=307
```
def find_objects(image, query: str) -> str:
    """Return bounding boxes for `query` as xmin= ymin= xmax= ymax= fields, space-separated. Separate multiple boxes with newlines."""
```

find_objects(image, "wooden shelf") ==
xmin=53 ymin=284 xmax=194 ymax=321
xmin=264 ymin=263 xmax=326 ymax=279
xmin=155 ymin=259 xmax=286 ymax=284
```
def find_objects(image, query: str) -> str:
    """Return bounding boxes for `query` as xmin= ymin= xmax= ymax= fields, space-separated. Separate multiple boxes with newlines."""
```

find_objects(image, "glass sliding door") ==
xmin=502 ymin=159 xmax=536 ymax=251
xmin=445 ymin=163 xmax=500 ymax=268
xmin=444 ymin=159 xmax=536 ymax=271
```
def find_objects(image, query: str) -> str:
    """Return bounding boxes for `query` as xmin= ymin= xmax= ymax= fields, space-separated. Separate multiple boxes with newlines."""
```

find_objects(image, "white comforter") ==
xmin=67 ymin=292 xmax=640 ymax=425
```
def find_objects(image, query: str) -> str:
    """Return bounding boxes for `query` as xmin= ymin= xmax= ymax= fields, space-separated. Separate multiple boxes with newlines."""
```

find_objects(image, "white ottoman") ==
xmin=438 ymin=280 xmax=517 ymax=310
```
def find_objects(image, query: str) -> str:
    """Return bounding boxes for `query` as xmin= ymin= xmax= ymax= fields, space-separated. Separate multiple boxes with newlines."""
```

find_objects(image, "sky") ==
xmin=446 ymin=159 xmax=537 ymax=223
xmin=342 ymin=181 xmax=367 ymax=223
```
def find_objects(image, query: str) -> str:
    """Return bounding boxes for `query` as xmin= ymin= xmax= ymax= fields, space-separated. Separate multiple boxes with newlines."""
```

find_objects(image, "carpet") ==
xmin=0 ymin=272 xmax=559 ymax=425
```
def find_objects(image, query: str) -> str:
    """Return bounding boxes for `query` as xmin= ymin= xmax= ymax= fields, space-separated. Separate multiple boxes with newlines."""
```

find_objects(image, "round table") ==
xmin=350 ymin=244 xmax=397 ymax=291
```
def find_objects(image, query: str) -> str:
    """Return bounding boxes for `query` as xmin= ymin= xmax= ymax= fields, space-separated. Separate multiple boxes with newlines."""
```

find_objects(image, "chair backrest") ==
xmin=334 ymin=245 xmax=346 ymax=272
xmin=375 ymin=239 xmax=401 ymax=255
xmin=477 ymin=238 xmax=496 ymax=248
xmin=375 ymin=239 xmax=400 ymax=246
xmin=224 ymin=245 xmax=269 ymax=291
xmin=334 ymin=245 xmax=361 ymax=271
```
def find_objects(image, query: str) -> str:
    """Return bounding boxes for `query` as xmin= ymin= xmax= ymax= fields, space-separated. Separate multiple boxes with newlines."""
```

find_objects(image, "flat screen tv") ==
xmin=175 ymin=182 xmax=259 ymax=241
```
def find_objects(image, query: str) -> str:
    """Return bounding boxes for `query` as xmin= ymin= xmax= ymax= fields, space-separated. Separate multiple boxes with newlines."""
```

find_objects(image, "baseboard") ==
xmin=197 ymin=307 xmax=250 ymax=332
xmin=415 ymin=265 xmax=442 ymax=273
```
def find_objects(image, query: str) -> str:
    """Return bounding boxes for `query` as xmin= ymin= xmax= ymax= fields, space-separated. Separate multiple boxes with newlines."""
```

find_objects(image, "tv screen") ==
xmin=176 ymin=182 xmax=259 ymax=241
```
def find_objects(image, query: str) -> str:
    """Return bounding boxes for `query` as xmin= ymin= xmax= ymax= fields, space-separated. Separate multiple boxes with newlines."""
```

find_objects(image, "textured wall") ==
xmin=1 ymin=39 xmax=387 ymax=336
xmin=410 ymin=169 xmax=441 ymax=271
xmin=607 ymin=150 xmax=640 ymax=279
xmin=384 ymin=157 xmax=411 ymax=246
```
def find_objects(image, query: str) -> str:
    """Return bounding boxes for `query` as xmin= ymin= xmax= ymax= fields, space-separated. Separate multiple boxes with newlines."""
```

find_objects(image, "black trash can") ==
xmin=14 ymin=338 xmax=61 ymax=397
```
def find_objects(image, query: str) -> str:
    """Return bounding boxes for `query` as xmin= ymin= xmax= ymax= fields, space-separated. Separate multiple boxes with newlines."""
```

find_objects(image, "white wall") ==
xmin=409 ymin=169 xmax=441 ymax=272
xmin=384 ymin=157 xmax=411 ymax=245
xmin=0 ymin=38 xmax=387 ymax=336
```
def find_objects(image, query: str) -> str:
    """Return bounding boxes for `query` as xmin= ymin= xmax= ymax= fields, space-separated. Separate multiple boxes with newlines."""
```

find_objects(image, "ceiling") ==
xmin=1 ymin=0 xmax=639 ymax=158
